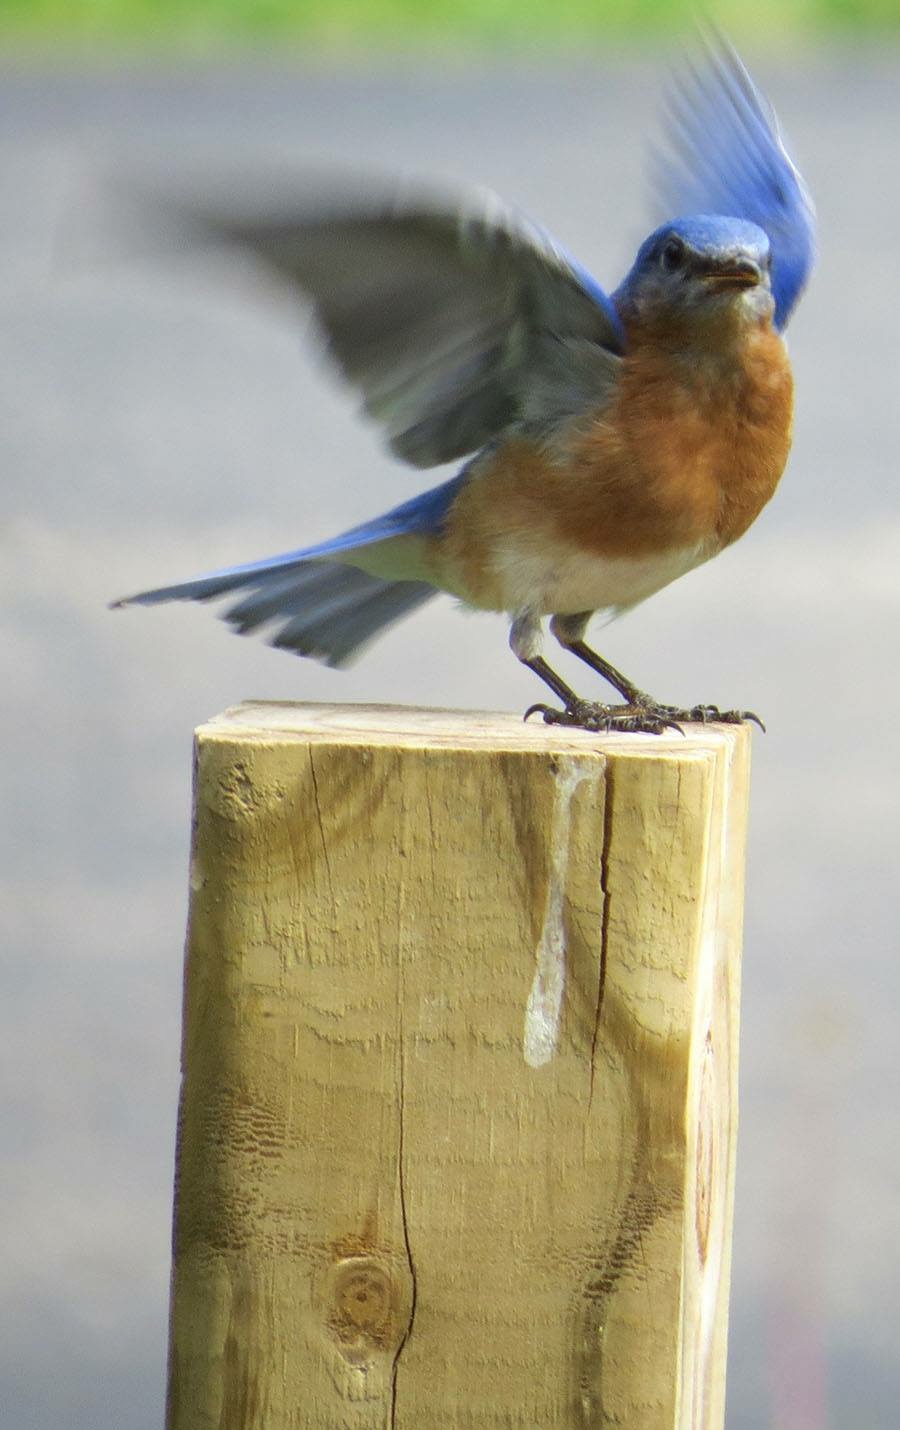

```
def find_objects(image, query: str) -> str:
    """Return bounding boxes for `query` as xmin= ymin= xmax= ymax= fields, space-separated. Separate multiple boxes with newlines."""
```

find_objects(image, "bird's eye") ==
xmin=660 ymin=237 xmax=685 ymax=272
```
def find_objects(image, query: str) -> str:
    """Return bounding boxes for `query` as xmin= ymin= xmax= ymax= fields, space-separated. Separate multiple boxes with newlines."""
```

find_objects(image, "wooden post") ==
xmin=166 ymin=702 xmax=750 ymax=1430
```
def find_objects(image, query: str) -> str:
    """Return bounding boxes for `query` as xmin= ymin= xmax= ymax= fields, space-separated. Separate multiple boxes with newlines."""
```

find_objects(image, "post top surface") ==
xmin=198 ymin=701 xmax=750 ymax=761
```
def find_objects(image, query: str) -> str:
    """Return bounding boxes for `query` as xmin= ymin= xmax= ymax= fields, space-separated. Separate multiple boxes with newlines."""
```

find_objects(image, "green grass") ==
xmin=0 ymin=0 xmax=898 ymax=50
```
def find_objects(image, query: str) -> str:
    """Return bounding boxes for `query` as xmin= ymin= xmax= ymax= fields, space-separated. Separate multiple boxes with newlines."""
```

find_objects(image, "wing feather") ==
xmin=658 ymin=35 xmax=815 ymax=329
xmin=185 ymin=191 xmax=625 ymax=467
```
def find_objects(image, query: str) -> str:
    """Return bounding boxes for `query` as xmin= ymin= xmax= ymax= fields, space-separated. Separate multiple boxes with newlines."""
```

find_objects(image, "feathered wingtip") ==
xmin=653 ymin=26 xmax=815 ymax=331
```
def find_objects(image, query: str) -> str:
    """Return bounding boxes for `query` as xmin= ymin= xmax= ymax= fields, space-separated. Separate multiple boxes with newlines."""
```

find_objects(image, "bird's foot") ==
xmin=524 ymin=698 xmax=685 ymax=736
xmin=524 ymin=698 xmax=765 ymax=736
xmin=656 ymin=703 xmax=766 ymax=732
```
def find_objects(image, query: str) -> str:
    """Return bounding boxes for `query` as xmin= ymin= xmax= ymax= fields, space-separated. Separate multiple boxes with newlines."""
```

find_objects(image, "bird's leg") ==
xmin=521 ymin=655 xmax=583 ymax=709
xmin=551 ymin=615 xmax=649 ymax=703
xmin=511 ymin=613 xmax=683 ymax=736
xmin=548 ymin=613 xmax=765 ymax=731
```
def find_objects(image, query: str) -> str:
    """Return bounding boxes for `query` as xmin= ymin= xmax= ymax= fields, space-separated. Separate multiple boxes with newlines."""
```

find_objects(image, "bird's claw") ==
xmin=524 ymin=699 xmax=685 ymax=736
xmin=657 ymin=703 xmax=766 ymax=733
xmin=524 ymin=699 xmax=765 ymax=736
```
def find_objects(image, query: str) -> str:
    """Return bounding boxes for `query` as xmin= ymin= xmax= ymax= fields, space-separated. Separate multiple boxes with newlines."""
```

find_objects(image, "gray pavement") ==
xmin=2 ymin=50 xmax=899 ymax=1427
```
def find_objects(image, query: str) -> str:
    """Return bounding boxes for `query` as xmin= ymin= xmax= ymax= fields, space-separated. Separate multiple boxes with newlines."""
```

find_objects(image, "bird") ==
xmin=113 ymin=36 xmax=815 ymax=734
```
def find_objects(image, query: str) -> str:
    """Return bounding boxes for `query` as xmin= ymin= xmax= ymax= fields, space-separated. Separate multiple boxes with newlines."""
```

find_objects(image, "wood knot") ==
xmin=322 ymin=1256 xmax=404 ymax=1363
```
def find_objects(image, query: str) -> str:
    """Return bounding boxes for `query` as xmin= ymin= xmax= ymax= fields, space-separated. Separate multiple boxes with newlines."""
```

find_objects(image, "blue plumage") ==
xmin=615 ymin=214 xmax=772 ymax=307
xmin=658 ymin=37 xmax=815 ymax=330
xmin=114 ymin=35 xmax=814 ymax=695
xmin=113 ymin=473 xmax=467 ymax=663
xmin=120 ymin=472 xmax=465 ymax=602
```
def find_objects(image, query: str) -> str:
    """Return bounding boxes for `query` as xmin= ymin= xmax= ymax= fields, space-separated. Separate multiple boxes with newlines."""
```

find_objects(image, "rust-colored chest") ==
xmin=562 ymin=318 xmax=794 ymax=559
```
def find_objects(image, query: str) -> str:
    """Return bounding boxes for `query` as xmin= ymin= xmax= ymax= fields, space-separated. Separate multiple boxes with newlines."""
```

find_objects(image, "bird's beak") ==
xmin=700 ymin=257 xmax=763 ymax=290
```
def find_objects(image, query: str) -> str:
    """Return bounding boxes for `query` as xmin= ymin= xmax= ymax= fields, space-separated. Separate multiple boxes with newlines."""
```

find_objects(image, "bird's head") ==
xmin=614 ymin=215 xmax=774 ymax=337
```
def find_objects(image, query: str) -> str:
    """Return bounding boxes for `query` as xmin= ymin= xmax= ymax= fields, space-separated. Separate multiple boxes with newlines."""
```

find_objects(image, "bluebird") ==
xmin=114 ymin=38 xmax=814 ymax=734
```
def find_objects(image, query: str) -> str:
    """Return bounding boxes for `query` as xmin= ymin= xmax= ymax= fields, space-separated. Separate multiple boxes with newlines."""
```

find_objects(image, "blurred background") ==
xmin=2 ymin=3 xmax=899 ymax=1427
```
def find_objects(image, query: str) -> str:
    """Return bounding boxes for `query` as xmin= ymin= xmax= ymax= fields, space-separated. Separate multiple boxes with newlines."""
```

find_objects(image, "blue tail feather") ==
xmin=267 ymin=569 xmax=434 ymax=666
xmin=111 ymin=473 xmax=464 ymax=664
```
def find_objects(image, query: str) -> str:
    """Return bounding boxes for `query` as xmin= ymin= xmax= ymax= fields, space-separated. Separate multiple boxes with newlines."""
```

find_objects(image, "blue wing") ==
xmin=177 ymin=189 xmax=625 ymax=468
xmin=658 ymin=35 xmax=815 ymax=330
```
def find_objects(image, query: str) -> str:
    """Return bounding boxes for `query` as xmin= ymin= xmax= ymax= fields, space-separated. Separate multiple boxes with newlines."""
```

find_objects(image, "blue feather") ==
xmin=111 ymin=473 xmax=466 ymax=664
xmin=115 ymin=472 xmax=464 ymax=602
xmin=113 ymin=38 xmax=813 ymax=677
xmin=658 ymin=34 xmax=815 ymax=329
xmin=165 ymin=193 xmax=624 ymax=469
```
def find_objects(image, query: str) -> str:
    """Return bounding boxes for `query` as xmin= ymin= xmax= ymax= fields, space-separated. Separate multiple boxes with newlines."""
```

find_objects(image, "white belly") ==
xmin=489 ymin=532 xmax=712 ymax=617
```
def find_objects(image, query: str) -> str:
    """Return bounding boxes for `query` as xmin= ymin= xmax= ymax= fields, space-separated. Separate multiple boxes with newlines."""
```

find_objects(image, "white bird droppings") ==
xmin=523 ymin=758 xmax=596 ymax=1068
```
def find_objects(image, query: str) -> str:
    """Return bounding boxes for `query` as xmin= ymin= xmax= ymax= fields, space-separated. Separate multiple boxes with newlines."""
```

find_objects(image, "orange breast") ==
xmin=560 ymin=318 xmax=794 ymax=559
xmin=432 ymin=315 xmax=794 ymax=610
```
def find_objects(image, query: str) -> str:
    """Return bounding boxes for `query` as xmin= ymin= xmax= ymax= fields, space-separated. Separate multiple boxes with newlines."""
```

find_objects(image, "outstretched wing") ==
xmin=178 ymin=191 xmax=625 ymax=468
xmin=659 ymin=35 xmax=815 ymax=330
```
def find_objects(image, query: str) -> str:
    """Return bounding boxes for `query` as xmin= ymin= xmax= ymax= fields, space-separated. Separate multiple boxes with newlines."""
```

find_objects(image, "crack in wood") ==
xmin=389 ymin=1006 xmax=417 ymax=1429
xmin=306 ymin=746 xmax=336 ymax=907
xmin=589 ymin=760 xmax=615 ymax=1112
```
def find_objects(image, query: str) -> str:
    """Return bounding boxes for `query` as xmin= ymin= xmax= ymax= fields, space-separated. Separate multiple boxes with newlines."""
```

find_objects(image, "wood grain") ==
xmin=165 ymin=703 xmax=750 ymax=1429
